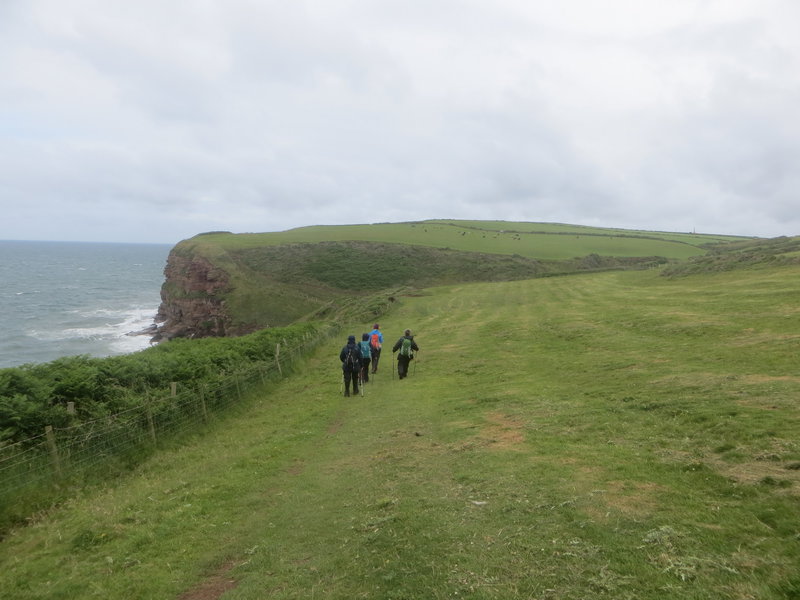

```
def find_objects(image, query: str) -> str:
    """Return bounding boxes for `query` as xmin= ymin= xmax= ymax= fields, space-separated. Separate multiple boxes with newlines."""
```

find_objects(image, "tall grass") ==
xmin=1 ymin=266 xmax=798 ymax=598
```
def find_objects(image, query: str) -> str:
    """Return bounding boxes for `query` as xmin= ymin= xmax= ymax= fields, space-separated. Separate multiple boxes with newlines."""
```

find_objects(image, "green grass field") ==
xmin=187 ymin=220 xmax=743 ymax=261
xmin=2 ymin=265 xmax=798 ymax=599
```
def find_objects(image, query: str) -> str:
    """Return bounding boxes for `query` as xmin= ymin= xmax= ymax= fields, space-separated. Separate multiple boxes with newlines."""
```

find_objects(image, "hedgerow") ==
xmin=0 ymin=322 xmax=320 ymax=445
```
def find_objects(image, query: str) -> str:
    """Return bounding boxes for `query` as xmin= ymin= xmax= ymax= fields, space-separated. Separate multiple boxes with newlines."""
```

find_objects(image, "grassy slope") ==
xmin=191 ymin=220 xmax=742 ymax=261
xmin=2 ymin=264 xmax=799 ymax=599
xmin=664 ymin=235 xmax=800 ymax=276
xmin=424 ymin=219 xmax=745 ymax=244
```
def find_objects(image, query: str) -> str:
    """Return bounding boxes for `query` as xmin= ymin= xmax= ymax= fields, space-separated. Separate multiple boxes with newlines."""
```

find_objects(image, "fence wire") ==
xmin=0 ymin=330 xmax=333 ymax=519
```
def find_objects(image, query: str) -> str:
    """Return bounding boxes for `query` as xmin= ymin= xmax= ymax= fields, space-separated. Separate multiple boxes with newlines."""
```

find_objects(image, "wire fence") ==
xmin=0 ymin=329 xmax=334 ymax=522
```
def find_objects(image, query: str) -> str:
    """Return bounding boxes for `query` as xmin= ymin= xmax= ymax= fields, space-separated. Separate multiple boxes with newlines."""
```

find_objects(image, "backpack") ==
xmin=345 ymin=345 xmax=361 ymax=371
xmin=370 ymin=332 xmax=381 ymax=350
xmin=399 ymin=337 xmax=413 ymax=358
xmin=359 ymin=340 xmax=371 ymax=359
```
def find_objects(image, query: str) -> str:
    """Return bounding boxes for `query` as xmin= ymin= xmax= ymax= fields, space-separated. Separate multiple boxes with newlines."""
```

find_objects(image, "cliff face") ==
xmin=153 ymin=250 xmax=233 ymax=341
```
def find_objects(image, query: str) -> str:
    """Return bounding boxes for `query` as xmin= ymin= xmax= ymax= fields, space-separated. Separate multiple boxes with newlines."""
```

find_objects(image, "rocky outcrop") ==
xmin=152 ymin=250 xmax=233 ymax=342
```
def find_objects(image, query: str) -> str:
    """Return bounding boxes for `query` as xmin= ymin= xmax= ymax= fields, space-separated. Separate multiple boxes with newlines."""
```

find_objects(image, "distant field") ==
xmin=3 ymin=263 xmax=798 ymax=598
xmin=424 ymin=219 xmax=747 ymax=245
xmin=187 ymin=220 xmax=744 ymax=261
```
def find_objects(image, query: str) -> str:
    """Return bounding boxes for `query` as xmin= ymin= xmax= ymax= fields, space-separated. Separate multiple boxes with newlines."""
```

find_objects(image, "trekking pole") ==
xmin=340 ymin=372 xmax=344 ymax=396
xmin=392 ymin=355 xmax=395 ymax=380
xmin=413 ymin=350 xmax=418 ymax=376
xmin=359 ymin=371 xmax=365 ymax=397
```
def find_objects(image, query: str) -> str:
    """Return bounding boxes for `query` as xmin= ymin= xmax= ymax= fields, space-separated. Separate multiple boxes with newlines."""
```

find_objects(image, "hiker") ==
xmin=359 ymin=333 xmax=372 ymax=384
xmin=369 ymin=323 xmax=383 ymax=374
xmin=392 ymin=329 xmax=419 ymax=380
xmin=339 ymin=335 xmax=361 ymax=396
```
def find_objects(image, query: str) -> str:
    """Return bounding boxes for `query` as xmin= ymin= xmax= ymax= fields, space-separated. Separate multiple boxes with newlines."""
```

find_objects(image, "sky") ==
xmin=2 ymin=0 xmax=799 ymax=244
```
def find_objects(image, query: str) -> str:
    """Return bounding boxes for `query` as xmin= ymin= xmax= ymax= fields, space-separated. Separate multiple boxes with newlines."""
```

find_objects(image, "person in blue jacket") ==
xmin=368 ymin=323 xmax=383 ymax=374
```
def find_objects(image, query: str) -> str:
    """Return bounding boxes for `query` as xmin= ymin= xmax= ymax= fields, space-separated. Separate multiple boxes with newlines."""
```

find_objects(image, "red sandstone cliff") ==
xmin=152 ymin=250 xmax=233 ymax=341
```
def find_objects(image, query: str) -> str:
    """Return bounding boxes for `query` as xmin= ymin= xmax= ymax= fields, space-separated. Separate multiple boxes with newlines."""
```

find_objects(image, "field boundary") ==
xmin=0 ymin=326 xmax=337 ymax=530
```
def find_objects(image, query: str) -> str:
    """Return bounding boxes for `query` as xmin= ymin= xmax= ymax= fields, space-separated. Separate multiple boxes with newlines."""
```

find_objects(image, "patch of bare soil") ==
xmin=287 ymin=458 xmax=305 ymax=475
xmin=327 ymin=418 xmax=344 ymax=435
xmin=178 ymin=560 xmax=238 ymax=600
xmin=584 ymin=480 xmax=663 ymax=520
xmin=478 ymin=411 xmax=527 ymax=450
xmin=731 ymin=330 xmax=800 ymax=347
xmin=706 ymin=456 xmax=800 ymax=494
xmin=327 ymin=409 xmax=346 ymax=435
xmin=738 ymin=373 xmax=800 ymax=384
xmin=659 ymin=448 xmax=800 ymax=496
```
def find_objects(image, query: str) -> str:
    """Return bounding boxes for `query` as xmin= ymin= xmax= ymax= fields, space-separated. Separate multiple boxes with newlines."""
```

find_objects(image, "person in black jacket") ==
xmin=339 ymin=335 xmax=361 ymax=396
xmin=392 ymin=329 xmax=419 ymax=380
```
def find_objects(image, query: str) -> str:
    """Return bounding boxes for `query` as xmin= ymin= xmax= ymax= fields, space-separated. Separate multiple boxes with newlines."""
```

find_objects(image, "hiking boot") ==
xmin=344 ymin=391 xmax=350 ymax=397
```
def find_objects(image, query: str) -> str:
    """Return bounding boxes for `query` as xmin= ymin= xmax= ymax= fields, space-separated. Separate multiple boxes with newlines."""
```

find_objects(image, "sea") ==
xmin=0 ymin=240 xmax=173 ymax=370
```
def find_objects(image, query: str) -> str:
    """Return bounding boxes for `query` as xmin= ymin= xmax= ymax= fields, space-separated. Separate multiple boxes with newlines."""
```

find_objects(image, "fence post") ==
xmin=45 ymin=425 xmax=62 ymax=477
xmin=170 ymin=382 xmax=177 ymax=397
xmin=146 ymin=399 xmax=157 ymax=446
xmin=199 ymin=384 xmax=209 ymax=422
xmin=66 ymin=401 xmax=75 ymax=415
xmin=275 ymin=343 xmax=282 ymax=376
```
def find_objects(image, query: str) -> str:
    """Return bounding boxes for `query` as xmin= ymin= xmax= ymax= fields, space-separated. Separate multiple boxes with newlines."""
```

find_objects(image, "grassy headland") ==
xmin=189 ymin=220 xmax=742 ymax=260
xmin=163 ymin=220 xmax=749 ymax=333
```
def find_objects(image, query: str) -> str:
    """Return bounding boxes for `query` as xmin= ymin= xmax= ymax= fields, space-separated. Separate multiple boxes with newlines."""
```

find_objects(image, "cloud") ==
xmin=1 ymin=0 xmax=799 ymax=242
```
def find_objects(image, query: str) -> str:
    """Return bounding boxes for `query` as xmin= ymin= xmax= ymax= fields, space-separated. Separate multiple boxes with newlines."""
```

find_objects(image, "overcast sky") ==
xmin=2 ymin=0 xmax=799 ymax=244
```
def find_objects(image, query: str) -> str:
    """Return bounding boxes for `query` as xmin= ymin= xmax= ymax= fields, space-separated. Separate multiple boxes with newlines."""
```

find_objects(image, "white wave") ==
xmin=27 ymin=306 xmax=158 ymax=355
xmin=109 ymin=332 xmax=155 ymax=355
xmin=109 ymin=307 xmax=159 ymax=354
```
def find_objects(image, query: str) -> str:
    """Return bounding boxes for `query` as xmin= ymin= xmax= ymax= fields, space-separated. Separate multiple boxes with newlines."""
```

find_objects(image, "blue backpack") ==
xmin=359 ymin=340 xmax=372 ymax=359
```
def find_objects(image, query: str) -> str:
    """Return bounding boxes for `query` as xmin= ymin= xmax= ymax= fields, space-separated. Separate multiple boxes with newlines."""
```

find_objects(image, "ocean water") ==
xmin=0 ymin=240 xmax=172 ymax=369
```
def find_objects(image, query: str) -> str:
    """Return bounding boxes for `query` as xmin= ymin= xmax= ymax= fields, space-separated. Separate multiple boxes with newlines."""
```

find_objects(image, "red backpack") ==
xmin=370 ymin=333 xmax=381 ymax=349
